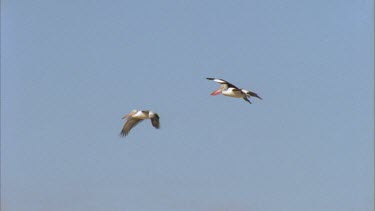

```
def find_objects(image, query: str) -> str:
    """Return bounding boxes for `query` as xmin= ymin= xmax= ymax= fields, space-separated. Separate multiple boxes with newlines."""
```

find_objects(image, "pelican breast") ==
xmin=221 ymin=88 xmax=243 ymax=98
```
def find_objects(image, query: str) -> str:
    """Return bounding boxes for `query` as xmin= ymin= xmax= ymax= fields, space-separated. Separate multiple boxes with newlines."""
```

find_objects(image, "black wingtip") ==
xmin=243 ymin=97 xmax=252 ymax=104
xmin=246 ymin=91 xmax=262 ymax=100
xmin=119 ymin=130 xmax=128 ymax=137
xmin=151 ymin=115 xmax=160 ymax=129
xmin=206 ymin=77 xmax=214 ymax=80
xmin=254 ymin=94 xmax=262 ymax=100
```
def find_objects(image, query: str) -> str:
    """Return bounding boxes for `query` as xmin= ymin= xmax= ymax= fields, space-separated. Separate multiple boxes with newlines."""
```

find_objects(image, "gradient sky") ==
xmin=1 ymin=1 xmax=373 ymax=211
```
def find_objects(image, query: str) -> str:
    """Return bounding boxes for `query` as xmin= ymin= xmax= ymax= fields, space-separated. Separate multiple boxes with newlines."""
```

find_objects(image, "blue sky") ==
xmin=1 ymin=0 xmax=373 ymax=211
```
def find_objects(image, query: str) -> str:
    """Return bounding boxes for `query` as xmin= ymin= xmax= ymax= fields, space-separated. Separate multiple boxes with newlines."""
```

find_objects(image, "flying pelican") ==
xmin=120 ymin=109 xmax=160 ymax=137
xmin=206 ymin=77 xmax=262 ymax=104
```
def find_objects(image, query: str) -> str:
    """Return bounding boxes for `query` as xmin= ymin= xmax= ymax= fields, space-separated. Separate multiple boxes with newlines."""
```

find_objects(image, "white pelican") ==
xmin=120 ymin=110 xmax=160 ymax=137
xmin=206 ymin=77 xmax=262 ymax=104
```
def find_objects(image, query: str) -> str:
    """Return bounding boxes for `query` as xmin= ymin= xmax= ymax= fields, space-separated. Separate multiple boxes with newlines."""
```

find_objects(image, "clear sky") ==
xmin=1 ymin=0 xmax=373 ymax=211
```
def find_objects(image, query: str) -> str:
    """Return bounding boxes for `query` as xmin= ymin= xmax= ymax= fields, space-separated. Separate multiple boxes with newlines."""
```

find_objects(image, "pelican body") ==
xmin=120 ymin=110 xmax=160 ymax=137
xmin=206 ymin=77 xmax=262 ymax=104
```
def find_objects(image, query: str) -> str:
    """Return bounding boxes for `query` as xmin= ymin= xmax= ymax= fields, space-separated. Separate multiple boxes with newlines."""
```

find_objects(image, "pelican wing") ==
xmin=242 ymin=89 xmax=262 ymax=100
xmin=120 ymin=118 xmax=144 ymax=136
xmin=150 ymin=113 xmax=160 ymax=129
xmin=206 ymin=77 xmax=238 ymax=88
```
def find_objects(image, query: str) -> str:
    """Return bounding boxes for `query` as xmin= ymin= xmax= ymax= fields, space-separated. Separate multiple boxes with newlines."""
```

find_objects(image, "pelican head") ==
xmin=210 ymin=84 xmax=228 ymax=96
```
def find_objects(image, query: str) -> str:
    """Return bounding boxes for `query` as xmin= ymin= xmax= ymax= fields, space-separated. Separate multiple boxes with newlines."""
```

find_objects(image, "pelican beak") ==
xmin=210 ymin=88 xmax=222 ymax=96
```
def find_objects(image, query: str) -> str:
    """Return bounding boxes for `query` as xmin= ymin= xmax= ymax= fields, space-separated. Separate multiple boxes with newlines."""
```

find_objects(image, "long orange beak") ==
xmin=210 ymin=88 xmax=222 ymax=96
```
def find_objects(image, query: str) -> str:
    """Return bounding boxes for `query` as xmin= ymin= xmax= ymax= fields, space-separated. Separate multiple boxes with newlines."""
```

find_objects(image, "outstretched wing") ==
xmin=120 ymin=118 xmax=143 ymax=136
xmin=206 ymin=77 xmax=239 ymax=89
xmin=150 ymin=113 xmax=160 ymax=129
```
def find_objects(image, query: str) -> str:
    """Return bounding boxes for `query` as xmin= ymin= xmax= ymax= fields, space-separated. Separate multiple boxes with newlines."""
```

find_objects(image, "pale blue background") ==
xmin=1 ymin=1 xmax=373 ymax=211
